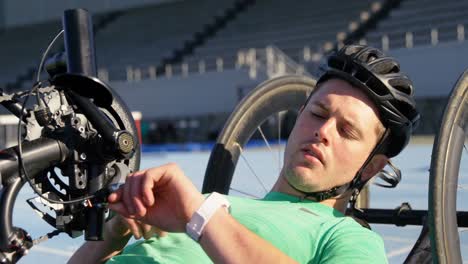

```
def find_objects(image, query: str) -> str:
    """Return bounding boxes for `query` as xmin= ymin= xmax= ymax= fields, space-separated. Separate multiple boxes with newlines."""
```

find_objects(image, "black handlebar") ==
xmin=63 ymin=9 xmax=97 ymax=77
xmin=0 ymin=138 xmax=69 ymax=184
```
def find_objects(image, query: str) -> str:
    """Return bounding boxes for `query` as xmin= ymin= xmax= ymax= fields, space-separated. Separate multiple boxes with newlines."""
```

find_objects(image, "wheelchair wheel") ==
xmin=202 ymin=75 xmax=315 ymax=195
xmin=429 ymin=70 xmax=468 ymax=263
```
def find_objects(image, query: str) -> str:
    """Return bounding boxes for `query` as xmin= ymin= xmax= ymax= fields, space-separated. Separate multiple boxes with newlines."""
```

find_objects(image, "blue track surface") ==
xmin=141 ymin=139 xmax=288 ymax=153
xmin=10 ymin=143 xmax=468 ymax=263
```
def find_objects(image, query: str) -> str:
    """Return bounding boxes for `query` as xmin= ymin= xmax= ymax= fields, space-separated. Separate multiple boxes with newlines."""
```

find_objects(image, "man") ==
xmin=69 ymin=45 xmax=420 ymax=263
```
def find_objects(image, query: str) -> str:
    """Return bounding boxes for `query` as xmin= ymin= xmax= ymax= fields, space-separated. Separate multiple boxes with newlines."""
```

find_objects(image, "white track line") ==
xmin=383 ymin=236 xmax=415 ymax=243
xmin=33 ymin=245 xmax=74 ymax=257
xmin=386 ymin=244 xmax=414 ymax=259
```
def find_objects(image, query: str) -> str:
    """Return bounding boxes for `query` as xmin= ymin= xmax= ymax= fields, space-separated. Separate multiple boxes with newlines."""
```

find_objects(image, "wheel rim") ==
xmin=429 ymin=70 xmax=468 ymax=264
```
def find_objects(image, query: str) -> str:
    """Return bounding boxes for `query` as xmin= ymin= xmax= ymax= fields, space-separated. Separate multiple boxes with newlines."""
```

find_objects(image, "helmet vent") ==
xmin=354 ymin=70 xmax=369 ymax=83
xmin=367 ymin=77 xmax=388 ymax=96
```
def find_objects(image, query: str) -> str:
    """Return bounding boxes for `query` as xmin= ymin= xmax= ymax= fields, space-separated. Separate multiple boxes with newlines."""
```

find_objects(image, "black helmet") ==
xmin=316 ymin=45 xmax=420 ymax=157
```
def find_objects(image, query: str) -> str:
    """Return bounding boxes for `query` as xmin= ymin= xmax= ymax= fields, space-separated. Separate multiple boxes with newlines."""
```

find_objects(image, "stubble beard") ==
xmin=282 ymin=160 xmax=322 ymax=193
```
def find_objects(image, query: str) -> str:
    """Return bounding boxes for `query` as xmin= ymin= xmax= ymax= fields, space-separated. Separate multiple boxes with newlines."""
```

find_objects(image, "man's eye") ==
xmin=341 ymin=129 xmax=352 ymax=138
xmin=341 ymin=127 xmax=357 ymax=140
xmin=311 ymin=112 xmax=325 ymax=119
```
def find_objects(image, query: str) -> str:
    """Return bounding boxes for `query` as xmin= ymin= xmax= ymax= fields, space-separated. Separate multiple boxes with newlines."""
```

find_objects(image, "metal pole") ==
xmin=63 ymin=9 xmax=97 ymax=76
xmin=356 ymin=185 xmax=369 ymax=208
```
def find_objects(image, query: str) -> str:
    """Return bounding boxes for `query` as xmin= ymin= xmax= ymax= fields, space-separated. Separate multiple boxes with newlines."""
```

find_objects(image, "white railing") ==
xmin=107 ymin=45 xmax=311 ymax=82
xmin=233 ymin=45 xmax=311 ymax=79
xmin=96 ymin=24 xmax=466 ymax=82
xmin=263 ymin=45 xmax=308 ymax=78
xmin=357 ymin=24 xmax=466 ymax=51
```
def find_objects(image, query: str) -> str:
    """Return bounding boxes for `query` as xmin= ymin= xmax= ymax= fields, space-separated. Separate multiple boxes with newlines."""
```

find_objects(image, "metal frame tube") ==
xmin=63 ymin=9 xmax=97 ymax=76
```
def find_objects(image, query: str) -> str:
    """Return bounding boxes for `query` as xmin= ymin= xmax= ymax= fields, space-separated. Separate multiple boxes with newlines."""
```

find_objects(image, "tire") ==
xmin=429 ymin=70 xmax=468 ymax=264
xmin=202 ymin=75 xmax=316 ymax=194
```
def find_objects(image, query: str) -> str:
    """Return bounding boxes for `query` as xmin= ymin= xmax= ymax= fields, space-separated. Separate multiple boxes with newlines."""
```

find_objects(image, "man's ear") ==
xmin=361 ymin=154 xmax=388 ymax=182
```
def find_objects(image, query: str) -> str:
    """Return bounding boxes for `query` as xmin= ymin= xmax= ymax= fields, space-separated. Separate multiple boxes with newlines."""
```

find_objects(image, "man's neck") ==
xmin=271 ymin=176 xmax=351 ymax=214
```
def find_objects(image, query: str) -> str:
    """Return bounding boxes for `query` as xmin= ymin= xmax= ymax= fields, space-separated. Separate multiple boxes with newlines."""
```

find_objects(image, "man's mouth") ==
xmin=301 ymin=145 xmax=325 ymax=165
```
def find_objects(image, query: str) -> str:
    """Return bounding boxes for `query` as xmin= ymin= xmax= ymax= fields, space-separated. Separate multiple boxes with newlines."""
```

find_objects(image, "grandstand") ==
xmin=0 ymin=0 xmax=467 ymax=144
xmin=363 ymin=0 xmax=468 ymax=50
xmin=95 ymin=0 xmax=241 ymax=80
xmin=184 ymin=0 xmax=376 ymax=68
xmin=0 ymin=20 xmax=61 ymax=88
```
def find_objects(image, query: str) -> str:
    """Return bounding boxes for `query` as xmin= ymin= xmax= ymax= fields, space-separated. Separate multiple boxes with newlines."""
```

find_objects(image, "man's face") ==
xmin=282 ymin=78 xmax=383 ymax=193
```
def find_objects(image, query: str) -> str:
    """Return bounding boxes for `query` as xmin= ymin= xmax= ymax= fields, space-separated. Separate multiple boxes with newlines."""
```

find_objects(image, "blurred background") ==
xmin=0 ymin=0 xmax=467 ymax=148
xmin=0 ymin=1 xmax=467 ymax=263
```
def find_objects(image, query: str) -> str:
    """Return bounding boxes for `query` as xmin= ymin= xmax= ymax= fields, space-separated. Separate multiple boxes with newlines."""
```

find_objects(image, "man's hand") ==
xmin=107 ymin=214 xmax=163 ymax=240
xmin=108 ymin=163 xmax=205 ymax=233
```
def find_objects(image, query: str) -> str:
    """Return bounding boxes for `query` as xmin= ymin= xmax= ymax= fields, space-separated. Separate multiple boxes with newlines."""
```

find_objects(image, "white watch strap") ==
xmin=186 ymin=192 xmax=230 ymax=241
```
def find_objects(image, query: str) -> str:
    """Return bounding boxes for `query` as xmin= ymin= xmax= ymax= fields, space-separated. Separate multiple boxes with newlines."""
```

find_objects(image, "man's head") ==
xmin=282 ymin=78 xmax=387 ymax=193
xmin=278 ymin=45 xmax=420 ymax=200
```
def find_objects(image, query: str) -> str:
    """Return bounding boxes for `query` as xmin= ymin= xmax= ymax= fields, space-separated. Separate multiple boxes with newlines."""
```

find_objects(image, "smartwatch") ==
xmin=186 ymin=192 xmax=230 ymax=241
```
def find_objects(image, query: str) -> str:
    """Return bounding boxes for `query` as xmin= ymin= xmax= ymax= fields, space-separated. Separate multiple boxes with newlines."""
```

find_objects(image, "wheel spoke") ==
xmin=229 ymin=187 xmax=260 ymax=198
xmin=257 ymin=125 xmax=279 ymax=165
xmin=235 ymin=143 xmax=268 ymax=194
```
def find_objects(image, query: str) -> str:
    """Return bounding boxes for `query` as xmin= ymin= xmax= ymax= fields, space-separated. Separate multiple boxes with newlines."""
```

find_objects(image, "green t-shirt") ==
xmin=107 ymin=192 xmax=387 ymax=263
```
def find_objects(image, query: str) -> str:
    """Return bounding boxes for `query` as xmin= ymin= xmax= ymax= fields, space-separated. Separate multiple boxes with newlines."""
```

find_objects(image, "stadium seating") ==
xmin=1 ymin=0 xmax=468 ymax=142
xmin=0 ymin=0 xmax=237 ymax=87
xmin=0 ymin=21 xmax=61 ymax=88
xmin=93 ymin=0 xmax=380 ymax=80
xmin=2 ymin=0 xmax=468 ymax=86
xmin=94 ymin=0 xmax=238 ymax=80
xmin=363 ymin=0 xmax=468 ymax=50
xmin=187 ymin=0 xmax=376 ymax=63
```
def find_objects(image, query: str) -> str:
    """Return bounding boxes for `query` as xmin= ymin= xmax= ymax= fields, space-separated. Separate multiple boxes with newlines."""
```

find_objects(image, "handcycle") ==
xmin=0 ymin=9 xmax=140 ymax=263
xmin=0 ymin=8 xmax=466 ymax=264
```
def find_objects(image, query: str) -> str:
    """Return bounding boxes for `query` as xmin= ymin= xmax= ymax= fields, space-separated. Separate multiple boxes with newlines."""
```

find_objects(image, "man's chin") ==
xmin=284 ymin=167 xmax=322 ymax=193
xmin=292 ymin=164 xmax=320 ymax=178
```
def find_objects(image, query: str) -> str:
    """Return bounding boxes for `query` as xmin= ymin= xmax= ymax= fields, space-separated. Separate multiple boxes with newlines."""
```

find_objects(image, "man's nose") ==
xmin=315 ymin=119 xmax=334 ymax=145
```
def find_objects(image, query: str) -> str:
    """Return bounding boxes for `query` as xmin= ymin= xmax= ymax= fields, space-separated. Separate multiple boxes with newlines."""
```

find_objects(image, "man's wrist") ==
xmin=185 ymin=194 xmax=205 ymax=224
xmin=186 ymin=192 xmax=231 ymax=241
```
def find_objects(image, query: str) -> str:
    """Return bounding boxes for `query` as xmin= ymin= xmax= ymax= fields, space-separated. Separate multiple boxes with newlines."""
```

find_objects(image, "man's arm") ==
xmin=68 ymin=215 xmax=157 ymax=264
xmin=108 ymin=163 xmax=298 ymax=264
xmin=200 ymin=207 xmax=298 ymax=263
xmin=67 ymin=216 xmax=131 ymax=264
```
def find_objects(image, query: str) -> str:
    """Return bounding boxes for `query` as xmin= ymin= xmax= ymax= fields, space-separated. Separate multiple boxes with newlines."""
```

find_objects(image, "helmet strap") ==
xmin=349 ymin=128 xmax=390 ymax=208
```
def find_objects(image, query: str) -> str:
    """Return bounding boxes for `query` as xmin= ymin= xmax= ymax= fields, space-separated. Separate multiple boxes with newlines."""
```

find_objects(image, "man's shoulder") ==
xmin=328 ymin=215 xmax=381 ymax=237
xmin=316 ymin=217 xmax=387 ymax=263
